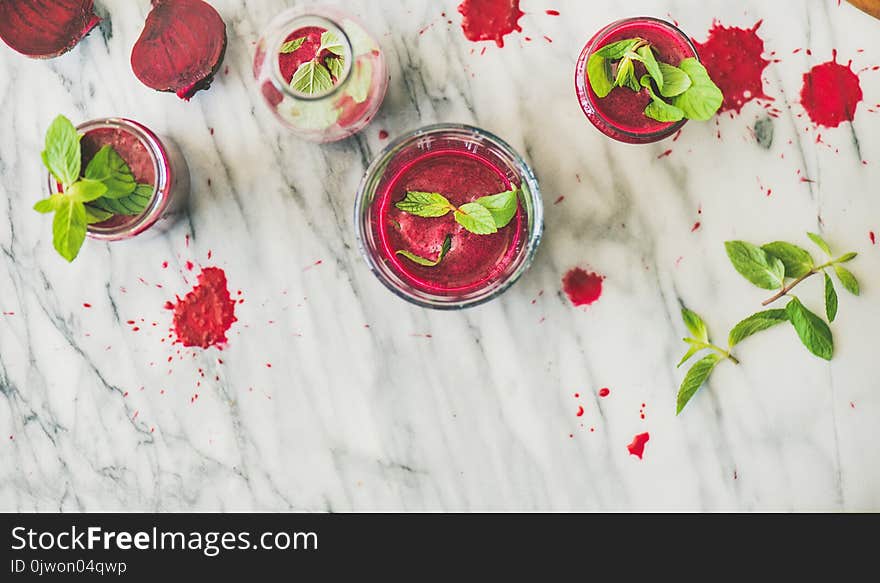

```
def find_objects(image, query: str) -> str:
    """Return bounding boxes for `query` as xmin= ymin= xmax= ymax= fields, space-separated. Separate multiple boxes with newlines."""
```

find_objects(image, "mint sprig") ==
xmin=396 ymin=234 xmax=452 ymax=267
xmin=34 ymin=115 xmax=153 ymax=262
xmin=280 ymin=37 xmax=305 ymax=54
xmin=392 ymin=187 xmax=519 ymax=267
xmin=289 ymin=30 xmax=346 ymax=96
xmin=676 ymin=234 xmax=862 ymax=414
xmin=587 ymin=37 xmax=722 ymax=123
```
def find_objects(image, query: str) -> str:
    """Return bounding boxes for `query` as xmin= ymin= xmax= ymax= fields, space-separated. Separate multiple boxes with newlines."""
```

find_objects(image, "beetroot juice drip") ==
xmin=80 ymin=128 xmax=156 ymax=229
xmin=589 ymin=20 xmax=695 ymax=134
xmin=376 ymin=150 xmax=524 ymax=292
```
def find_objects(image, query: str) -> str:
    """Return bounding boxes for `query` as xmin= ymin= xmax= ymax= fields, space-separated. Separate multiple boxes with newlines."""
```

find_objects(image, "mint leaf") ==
xmin=455 ymin=203 xmax=497 ymax=235
xmin=34 ymin=194 xmax=64 ymax=213
xmin=824 ymin=272 xmax=838 ymax=322
xmin=835 ymin=252 xmax=857 ymax=263
xmin=84 ymin=205 xmax=113 ymax=224
xmin=280 ymin=37 xmax=305 ymax=54
xmin=786 ymin=297 xmax=833 ymax=360
xmin=762 ymin=241 xmax=815 ymax=279
xmin=725 ymin=240 xmax=786 ymax=290
xmin=834 ymin=265 xmax=860 ymax=296
xmin=474 ymin=188 xmax=518 ymax=228
xmin=326 ymin=55 xmax=345 ymax=80
xmin=85 ymin=145 xmax=137 ymax=199
xmin=595 ymin=38 xmax=641 ymax=60
xmin=728 ymin=309 xmax=788 ymax=347
xmin=676 ymin=344 xmax=701 ymax=368
xmin=89 ymin=183 xmax=152 ymax=216
xmin=657 ymin=62 xmax=691 ymax=97
xmin=396 ymin=234 xmax=452 ymax=267
xmin=640 ymin=76 xmax=684 ymax=122
xmin=319 ymin=30 xmax=345 ymax=56
xmin=52 ymin=199 xmax=87 ymax=262
xmin=67 ymin=179 xmax=107 ymax=203
xmin=614 ymin=57 xmax=636 ymax=90
xmin=346 ymin=58 xmax=372 ymax=104
xmin=42 ymin=115 xmax=81 ymax=188
xmin=637 ymin=45 xmax=663 ymax=92
xmin=806 ymin=232 xmax=832 ymax=256
xmin=677 ymin=352 xmax=723 ymax=415
xmin=671 ymin=58 xmax=723 ymax=121
xmin=587 ymin=53 xmax=613 ymax=98
xmin=681 ymin=307 xmax=709 ymax=343
xmin=291 ymin=60 xmax=334 ymax=95
xmin=395 ymin=191 xmax=454 ymax=218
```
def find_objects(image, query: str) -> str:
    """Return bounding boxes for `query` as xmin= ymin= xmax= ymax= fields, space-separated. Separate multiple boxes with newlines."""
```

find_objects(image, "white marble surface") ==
xmin=0 ymin=0 xmax=878 ymax=511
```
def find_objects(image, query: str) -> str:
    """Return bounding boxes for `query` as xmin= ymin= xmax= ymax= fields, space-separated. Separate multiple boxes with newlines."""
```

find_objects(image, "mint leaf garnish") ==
xmin=595 ymin=38 xmax=642 ymax=59
xmin=762 ymin=241 xmax=814 ymax=278
xmin=614 ymin=57 xmax=638 ymax=91
xmin=396 ymin=234 xmax=452 ymax=267
xmin=834 ymin=265 xmax=860 ymax=295
xmin=326 ymin=55 xmax=345 ymax=80
xmin=319 ymin=31 xmax=345 ymax=56
xmin=395 ymin=191 xmax=454 ymax=217
xmin=670 ymin=58 xmax=723 ymax=121
xmin=636 ymin=45 xmax=662 ymax=92
xmin=641 ymin=76 xmax=684 ymax=122
xmin=681 ymin=307 xmax=709 ymax=343
xmin=587 ymin=53 xmax=613 ymax=98
xmin=474 ymin=188 xmax=518 ymax=228
xmin=67 ymin=178 xmax=107 ymax=203
xmin=454 ymin=203 xmax=497 ymax=235
xmin=280 ymin=37 xmax=305 ymax=54
xmin=84 ymin=205 xmax=113 ymax=224
xmin=728 ymin=309 xmax=788 ymax=347
xmin=725 ymin=240 xmax=785 ymax=290
xmin=33 ymin=194 xmax=64 ymax=214
xmin=85 ymin=145 xmax=137 ymax=199
xmin=291 ymin=60 xmax=334 ymax=95
xmin=806 ymin=232 xmax=833 ymax=256
xmin=52 ymin=198 xmax=87 ymax=262
xmin=88 ymin=183 xmax=152 ymax=216
xmin=657 ymin=62 xmax=691 ymax=97
xmin=677 ymin=353 xmax=723 ymax=415
xmin=824 ymin=273 xmax=838 ymax=322
xmin=42 ymin=115 xmax=81 ymax=188
xmin=786 ymin=297 xmax=833 ymax=360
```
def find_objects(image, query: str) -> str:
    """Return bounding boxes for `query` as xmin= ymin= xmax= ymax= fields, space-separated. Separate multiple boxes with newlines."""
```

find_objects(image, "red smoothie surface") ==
xmin=376 ymin=150 xmax=524 ymax=293
xmin=586 ymin=20 xmax=696 ymax=134
xmin=79 ymin=127 xmax=156 ymax=227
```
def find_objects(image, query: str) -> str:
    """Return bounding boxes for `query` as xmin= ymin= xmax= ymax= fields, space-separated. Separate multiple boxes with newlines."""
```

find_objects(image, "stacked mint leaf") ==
xmin=283 ymin=31 xmax=346 ymax=96
xmin=392 ymin=188 xmax=519 ymax=266
xmin=676 ymin=234 xmax=861 ymax=414
xmin=34 ymin=115 xmax=153 ymax=262
xmin=587 ymin=38 xmax=723 ymax=123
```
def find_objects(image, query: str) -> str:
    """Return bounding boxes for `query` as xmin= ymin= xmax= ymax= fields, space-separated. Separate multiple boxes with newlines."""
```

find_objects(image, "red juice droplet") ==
xmin=185 ymin=261 xmax=194 ymax=271
xmin=691 ymin=221 xmax=702 ymax=232
xmin=800 ymin=55 xmax=863 ymax=128
xmin=545 ymin=9 xmax=559 ymax=16
xmin=562 ymin=268 xmax=604 ymax=307
xmin=627 ymin=432 xmax=650 ymax=459
xmin=870 ymin=231 xmax=876 ymax=245
xmin=693 ymin=20 xmax=773 ymax=115
xmin=599 ymin=387 xmax=610 ymax=398
xmin=457 ymin=0 xmax=523 ymax=47
xmin=168 ymin=267 xmax=237 ymax=349
xmin=576 ymin=405 xmax=584 ymax=417
xmin=83 ymin=303 xmax=91 ymax=308
xmin=379 ymin=130 xmax=389 ymax=140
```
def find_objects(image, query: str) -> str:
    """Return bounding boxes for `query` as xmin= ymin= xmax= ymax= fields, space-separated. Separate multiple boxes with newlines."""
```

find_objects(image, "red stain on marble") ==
xmin=554 ymin=195 xmax=565 ymax=205
xmin=162 ymin=261 xmax=168 ymax=269
xmin=870 ymin=231 xmax=876 ymax=245
xmin=457 ymin=0 xmax=523 ymax=47
xmin=657 ymin=149 xmax=673 ymax=159
xmin=83 ymin=303 xmax=92 ymax=308
xmin=691 ymin=221 xmax=702 ymax=232
xmin=169 ymin=267 xmax=237 ymax=349
xmin=185 ymin=261 xmax=194 ymax=271
xmin=562 ymin=268 xmax=604 ymax=307
xmin=599 ymin=387 xmax=610 ymax=398
xmin=379 ymin=130 xmax=389 ymax=140
xmin=576 ymin=405 xmax=584 ymax=417
xmin=627 ymin=432 xmax=650 ymax=459
xmin=800 ymin=51 xmax=863 ymax=128
xmin=545 ymin=9 xmax=560 ymax=16
xmin=693 ymin=21 xmax=773 ymax=115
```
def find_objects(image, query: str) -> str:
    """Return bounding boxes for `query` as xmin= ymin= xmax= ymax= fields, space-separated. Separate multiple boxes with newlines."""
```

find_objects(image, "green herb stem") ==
xmin=760 ymin=261 xmax=835 ymax=306
xmin=686 ymin=339 xmax=739 ymax=364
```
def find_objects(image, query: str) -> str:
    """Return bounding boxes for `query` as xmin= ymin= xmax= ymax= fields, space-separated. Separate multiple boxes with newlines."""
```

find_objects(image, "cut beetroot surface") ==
xmin=0 ymin=0 xmax=100 ymax=59
xmin=131 ymin=0 xmax=227 ymax=100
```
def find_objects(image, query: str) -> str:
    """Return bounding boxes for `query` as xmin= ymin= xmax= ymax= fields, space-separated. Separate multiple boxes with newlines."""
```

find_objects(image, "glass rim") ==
xmin=354 ymin=123 xmax=544 ymax=310
xmin=268 ymin=11 xmax=353 ymax=102
xmin=45 ymin=117 xmax=169 ymax=241
xmin=575 ymin=16 xmax=698 ymax=141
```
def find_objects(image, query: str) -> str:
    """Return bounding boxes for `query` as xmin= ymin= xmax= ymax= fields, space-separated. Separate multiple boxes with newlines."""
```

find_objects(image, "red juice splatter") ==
xmin=599 ymin=387 xmax=610 ymax=398
xmin=562 ymin=268 xmax=604 ymax=307
xmin=379 ymin=130 xmax=389 ymax=140
xmin=800 ymin=53 xmax=863 ymax=128
xmin=169 ymin=267 xmax=237 ymax=349
xmin=83 ymin=303 xmax=91 ymax=308
xmin=658 ymin=149 xmax=673 ymax=159
xmin=627 ymin=432 xmax=650 ymax=459
xmin=691 ymin=221 xmax=702 ymax=232
xmin=554 ymin=195 xmax=565 ymax=205
xmin=546 ymin=9 xmax=560 ymax=16
xmin=693 ymin=21 xmax=773 ymax=115
xmin=870 ymin=231 xmax=876 ymax=245
xmin=576 ymin=405 xmax=584 ymax=417
xmin=574 ymin=393 xmax=579 ymax=398
xmin=162 ymin=261 xmax=168 ymax=269
xmin=457 ymin=0 xmax=523 ymax=47
xmin=185 ymin=261 xmax=194 ymax=271
xmin=543 ymin=35 xmax=552 ymax=43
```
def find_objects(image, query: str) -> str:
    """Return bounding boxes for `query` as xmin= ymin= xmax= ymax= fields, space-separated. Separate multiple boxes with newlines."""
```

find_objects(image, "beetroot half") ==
xmin=0 ymin=0 xmax=100 ymax=59
xmin=130 ymin=0 xmax=227 ymax=100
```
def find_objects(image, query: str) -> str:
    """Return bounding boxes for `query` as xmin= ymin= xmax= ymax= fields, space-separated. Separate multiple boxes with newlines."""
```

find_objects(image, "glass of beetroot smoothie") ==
xmin=45 ymin=118 xmax=189 ymax=240
xmin=253 ymin=5 xmax=388 ymax=142
xmin=575 ymin=17 xmax=699 ymax=143
xmin=355 ymin=124 xmax=543 ymax=309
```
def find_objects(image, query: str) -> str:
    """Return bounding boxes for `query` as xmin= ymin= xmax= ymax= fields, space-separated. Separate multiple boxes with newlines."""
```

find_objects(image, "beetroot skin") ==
xmin=0 ymin=0 xmax=100 ymax=59
xmin=131 ymin=0 xmax=227 ymax=100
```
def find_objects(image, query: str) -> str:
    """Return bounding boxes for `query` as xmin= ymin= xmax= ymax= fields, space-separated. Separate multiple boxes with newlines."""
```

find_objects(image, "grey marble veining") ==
xmin=0 ymin=0 xmax=878 ymax=511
